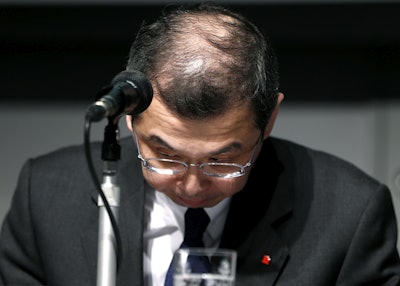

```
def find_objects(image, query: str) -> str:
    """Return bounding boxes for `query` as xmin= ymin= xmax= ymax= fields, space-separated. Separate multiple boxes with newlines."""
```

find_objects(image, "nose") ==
xmin=177 ymin=166 xmax=210 ymax=196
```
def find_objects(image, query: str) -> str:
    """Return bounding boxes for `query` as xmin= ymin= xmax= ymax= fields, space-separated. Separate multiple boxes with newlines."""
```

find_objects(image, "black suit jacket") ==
xmin=1 ymin=137 xmax=399 ymax=285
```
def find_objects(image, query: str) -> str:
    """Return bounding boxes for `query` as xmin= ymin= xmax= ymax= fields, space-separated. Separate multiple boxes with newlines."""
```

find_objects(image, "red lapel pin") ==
xmin=261 ymin=255 xmax=271 ymax=266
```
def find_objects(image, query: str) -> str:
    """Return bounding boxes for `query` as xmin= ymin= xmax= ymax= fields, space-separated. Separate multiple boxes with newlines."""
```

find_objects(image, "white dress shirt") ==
xmin=143 ymin=184 xmax=231 ymax=286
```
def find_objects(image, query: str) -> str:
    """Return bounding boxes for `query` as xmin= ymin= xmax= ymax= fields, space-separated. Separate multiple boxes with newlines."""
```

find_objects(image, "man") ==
xmin=1 ymin=3 xmax=399 ymax=286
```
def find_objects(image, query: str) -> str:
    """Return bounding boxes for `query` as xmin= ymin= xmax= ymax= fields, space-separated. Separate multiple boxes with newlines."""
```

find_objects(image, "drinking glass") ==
xmin=173 ymin=248 xmax=237 ymax=286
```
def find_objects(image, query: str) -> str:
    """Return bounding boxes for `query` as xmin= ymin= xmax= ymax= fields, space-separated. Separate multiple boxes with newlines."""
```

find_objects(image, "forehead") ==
xmin=134 ymin=96 xmax=259 ymax=150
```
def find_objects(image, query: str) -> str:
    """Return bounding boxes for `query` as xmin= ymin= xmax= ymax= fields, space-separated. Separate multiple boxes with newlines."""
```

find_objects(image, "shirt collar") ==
xmin=153 ymin=187 xmax=231 ymax=246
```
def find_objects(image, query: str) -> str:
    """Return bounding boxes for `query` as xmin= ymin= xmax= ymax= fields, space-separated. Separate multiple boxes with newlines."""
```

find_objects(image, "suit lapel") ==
xmin=220 ymin=139 xmax=292 ymax=285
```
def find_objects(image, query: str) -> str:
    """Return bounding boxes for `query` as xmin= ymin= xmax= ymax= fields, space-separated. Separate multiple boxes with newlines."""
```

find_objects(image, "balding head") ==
xmin=127 ymin=3 xmax=279 ymax=130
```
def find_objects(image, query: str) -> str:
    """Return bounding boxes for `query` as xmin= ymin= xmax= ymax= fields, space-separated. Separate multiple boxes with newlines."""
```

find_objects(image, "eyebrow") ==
xmin=145 ymin=134 xmax=244 ymax=156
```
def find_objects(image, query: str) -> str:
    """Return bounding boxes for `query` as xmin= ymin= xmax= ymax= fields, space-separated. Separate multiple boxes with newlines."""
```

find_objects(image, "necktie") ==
xmin=164 ymin=208 xmax=210 ymax=286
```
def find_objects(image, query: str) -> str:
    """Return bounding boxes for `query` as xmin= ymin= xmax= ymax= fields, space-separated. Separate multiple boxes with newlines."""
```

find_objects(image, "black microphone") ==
xmin=86 ymin=70 xmax=153 ymax=122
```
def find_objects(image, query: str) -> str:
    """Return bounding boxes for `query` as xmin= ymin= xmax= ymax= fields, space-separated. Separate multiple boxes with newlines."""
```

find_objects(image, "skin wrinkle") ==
xmin=144 ymin=133 xmax=244 ymax=157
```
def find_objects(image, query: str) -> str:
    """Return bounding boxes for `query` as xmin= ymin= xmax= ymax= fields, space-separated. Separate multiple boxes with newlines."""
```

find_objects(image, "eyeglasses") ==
xmin=133 ymin=125 xmax=261 ymax=179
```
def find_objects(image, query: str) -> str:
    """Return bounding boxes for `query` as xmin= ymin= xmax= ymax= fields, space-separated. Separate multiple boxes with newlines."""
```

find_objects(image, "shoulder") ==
xmin=267 ymin=136 xmax=397 ymax=243
xmin=269 ymin=136 xmax=381 ymax=189
xmin=267 ymin=137 xmax=390 ymax=216
xmin=17 ymin=137 xmax=136 ymax=201
xmin=27 ymin=137 xmax=133 ymax=171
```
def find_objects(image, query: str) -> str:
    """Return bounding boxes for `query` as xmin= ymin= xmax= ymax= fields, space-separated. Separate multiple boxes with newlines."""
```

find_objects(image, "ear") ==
xmin=263 ymin=92 xmax=284 ymax=140
xmin=125 ymin=115 xmax=133 ymax=132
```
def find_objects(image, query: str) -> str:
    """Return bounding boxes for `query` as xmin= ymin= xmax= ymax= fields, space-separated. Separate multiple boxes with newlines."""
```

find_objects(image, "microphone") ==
xmin=86 ymin=70 xmax=153 ymax=122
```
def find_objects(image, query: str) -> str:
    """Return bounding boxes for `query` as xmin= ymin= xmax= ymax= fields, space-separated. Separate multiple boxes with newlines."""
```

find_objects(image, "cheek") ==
xmin=142 ymin=171 xmax=176 ymax=192
xmin=212 ymin=176 xmax=248 ymax=196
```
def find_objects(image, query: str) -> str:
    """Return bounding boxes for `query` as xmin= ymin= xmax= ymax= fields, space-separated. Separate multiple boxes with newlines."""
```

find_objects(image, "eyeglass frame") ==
xmin=132 ymin=124 xmax=262 ymax=179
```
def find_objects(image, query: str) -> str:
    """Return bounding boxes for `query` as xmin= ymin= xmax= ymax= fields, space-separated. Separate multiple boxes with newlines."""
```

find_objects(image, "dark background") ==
xmin=1 ymin=2 xmax=400 ymax=104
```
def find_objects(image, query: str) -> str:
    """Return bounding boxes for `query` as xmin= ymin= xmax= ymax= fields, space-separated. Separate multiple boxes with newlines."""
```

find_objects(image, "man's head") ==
xmin=127 ymin=3 xmax=280 ymax=131
xmin=126 ymin=3 xmax=284 ymax=208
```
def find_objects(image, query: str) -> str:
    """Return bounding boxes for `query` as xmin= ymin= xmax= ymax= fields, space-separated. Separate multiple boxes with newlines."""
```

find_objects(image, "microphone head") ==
xmin=112 ymin=70 xmax=153 ymax=115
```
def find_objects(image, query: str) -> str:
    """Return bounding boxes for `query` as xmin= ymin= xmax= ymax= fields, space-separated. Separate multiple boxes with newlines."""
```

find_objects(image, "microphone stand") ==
xmin=97 ymin=117 xmax=121 ymax=286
